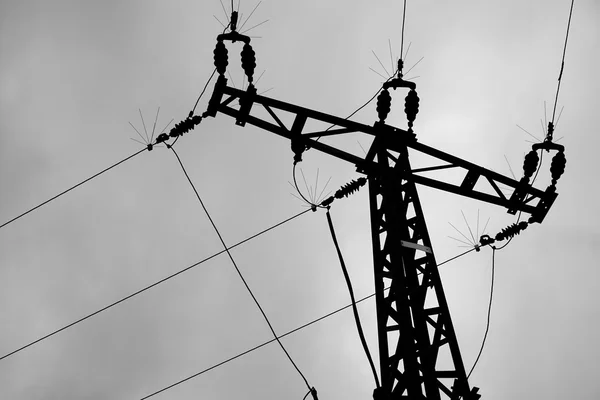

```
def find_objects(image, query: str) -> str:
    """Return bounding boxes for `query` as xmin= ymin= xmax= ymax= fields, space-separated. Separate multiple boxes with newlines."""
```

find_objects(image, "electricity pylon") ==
xmin=200 ymin=20 xmax=564 ymax=399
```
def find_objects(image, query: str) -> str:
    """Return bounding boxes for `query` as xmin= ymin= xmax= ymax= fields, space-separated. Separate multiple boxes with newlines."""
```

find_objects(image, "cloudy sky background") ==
xmin=1 ymin=0 xmax=599 ymax=399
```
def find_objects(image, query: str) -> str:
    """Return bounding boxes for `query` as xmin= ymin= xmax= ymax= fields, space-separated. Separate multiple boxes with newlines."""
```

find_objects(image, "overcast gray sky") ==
xmin=1 ymin=1 xmax=599 ymax=399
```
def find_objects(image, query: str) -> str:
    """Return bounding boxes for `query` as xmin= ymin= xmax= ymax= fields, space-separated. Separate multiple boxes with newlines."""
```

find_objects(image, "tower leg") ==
xmin=369 ymin=142 xmax=474 ymax=399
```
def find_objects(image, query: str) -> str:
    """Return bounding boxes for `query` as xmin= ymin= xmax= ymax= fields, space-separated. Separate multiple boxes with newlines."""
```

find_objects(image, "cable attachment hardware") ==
xmin=480 ymin=221 xmax=529 ymax=247
xmin=376 ymin=89 xmax=391 ymax=123
xmin=155 ymin=132 xmax=170 ymax=144
xmin=291 ymin=138 xmax=305 ymax=165
xmin=397 ymin=59 xmax=404 ymax=78
xmin=404 ymin=89 xmax=420 ymax=133
xmin=230 ymin=10 xmax=239 ymax=32
xmin=320 ymin=177 xmax=367 ymax=207
xmin=169 ymin=115 xmax=202 ymax=138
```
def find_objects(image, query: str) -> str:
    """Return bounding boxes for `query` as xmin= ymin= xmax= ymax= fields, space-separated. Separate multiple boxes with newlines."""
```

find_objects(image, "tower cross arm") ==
xmin=205 ymin=77 xmax=557 ymax=222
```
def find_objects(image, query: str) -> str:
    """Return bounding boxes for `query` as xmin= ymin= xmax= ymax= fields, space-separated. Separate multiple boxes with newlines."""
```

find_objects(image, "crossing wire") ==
xmin=140 ymin=247 xmax=477 ymax=399
xmin=0 ymin=148 xmax=148 ymax=231
xmin=0 ymin=208 xmax=311 ymax=362
xmin=169 ymin=146 xmax=315 ymax=394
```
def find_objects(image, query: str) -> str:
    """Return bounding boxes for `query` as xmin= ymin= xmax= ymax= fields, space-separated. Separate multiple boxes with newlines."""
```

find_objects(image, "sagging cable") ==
xmin=325 ymin=209 xmax=380 ymax=388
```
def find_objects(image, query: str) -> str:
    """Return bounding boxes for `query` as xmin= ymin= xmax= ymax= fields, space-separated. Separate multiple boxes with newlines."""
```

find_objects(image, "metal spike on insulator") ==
xmin=397 ymin=59 xmax=404 ymax=78
xmin=546 ymin=121 xmax=555 ymax=143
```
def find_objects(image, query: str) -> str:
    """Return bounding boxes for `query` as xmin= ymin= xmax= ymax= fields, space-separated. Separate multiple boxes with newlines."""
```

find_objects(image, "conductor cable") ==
xmin=169 ymin=146 xmax=315 ymax=394
xmin=0 ymin=207 xmax=311 ymax=362
xmin=467 ymin=246 xmax=496 ymax=379
xmin=140 ymin=247 xmax=477 ymax=399
xmin=325 ymin=209 xmax=380 ymax=388
xmin=0 ymin=148 xmax=147 ymax=231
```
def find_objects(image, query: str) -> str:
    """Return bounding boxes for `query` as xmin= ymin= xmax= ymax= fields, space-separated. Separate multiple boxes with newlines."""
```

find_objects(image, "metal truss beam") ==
xmin=205 ymin=78 xmax=557 ymax=223
xmin=369 ymin=141 xmax=479 ymax=400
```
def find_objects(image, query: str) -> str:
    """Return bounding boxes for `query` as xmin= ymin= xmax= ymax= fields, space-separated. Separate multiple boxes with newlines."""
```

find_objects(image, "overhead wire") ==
xmin=169 ymin=146 xmax=315 ymax=394
xmin=0 ymin=148 xmax=148 ymax=231
xmin=400 ymin=0 xmax=407 ymax=64
xmin=191 ymin=68 xmax=218 ymax=116
xmin=311 ymin=0 xmax=413 ymax=146
xmin=551 ymin=0 xmax=575 ymax=124
xmin=314 ymin=71 xmax=398 ymax=144
xmin=325 ymin=208 xmax=380 ymax=388
xmin=140 ymin=247 xmax=477 ymax=399
xmin=467 ymin=246 xmax=496 ymax=379
xmin=0 ymin=208 xmax=311 ymax=362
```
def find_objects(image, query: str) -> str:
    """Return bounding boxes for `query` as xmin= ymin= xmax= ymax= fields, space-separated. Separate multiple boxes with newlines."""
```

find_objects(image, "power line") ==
xmin=551 ymin=0 xmax=575 ymax=124
xmin=169 ymin=146 xmax=315 ymax=393
xmin=140 ymin=247 xmax=476 ymax=399
xmin=325 ymin=209 xmax=380 ymax=388
xmin=191 ymin=67 xmax=218 ymax=116
xmin=0 ymin=148 xmax=148 ymax=231
xmin=467 ymin=247 xmax=496 ymax=379
xmin=400 ymin=0 xmax=407 ymax=66
xmin=314 ymin=72 xmax=398 ymax=144
xmin=0 ymin=208 xmax=311 ymax=362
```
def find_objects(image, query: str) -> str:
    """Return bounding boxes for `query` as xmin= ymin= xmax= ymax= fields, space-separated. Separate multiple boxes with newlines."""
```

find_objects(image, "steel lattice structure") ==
xmin=202 ymin=21 xmax=563 ymax=399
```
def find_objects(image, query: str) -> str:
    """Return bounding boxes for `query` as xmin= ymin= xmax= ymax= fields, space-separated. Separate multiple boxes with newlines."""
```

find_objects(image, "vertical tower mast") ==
xmin=369 ymin=142 xmax=476 ymax=399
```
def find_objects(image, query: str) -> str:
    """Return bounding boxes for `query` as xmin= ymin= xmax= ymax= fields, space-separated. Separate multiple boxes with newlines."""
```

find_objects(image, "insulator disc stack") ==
xmin=522 ymin=149 xmax=539 ymax=182
xmin=169 ymin=115 xmax=203 ymax=138
xmin=241 ymin=43 xmax=256 ymax=83
xmin=376 ymin=89 xmax=391 ymax=123
xmin=550 ymin=150 xmax=566 ymax=188
xmin=335 ymin=177 xmax=367 ymax=199
xmin=214 ymin=40 xmax=228 ymax=75
xmin=495 ymin=221 xmax=528 ymax=242
xmin=404 ymin=89 xmax=419 ymax=132
xmin=320 ymin=177 xmax=367 ymax=207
